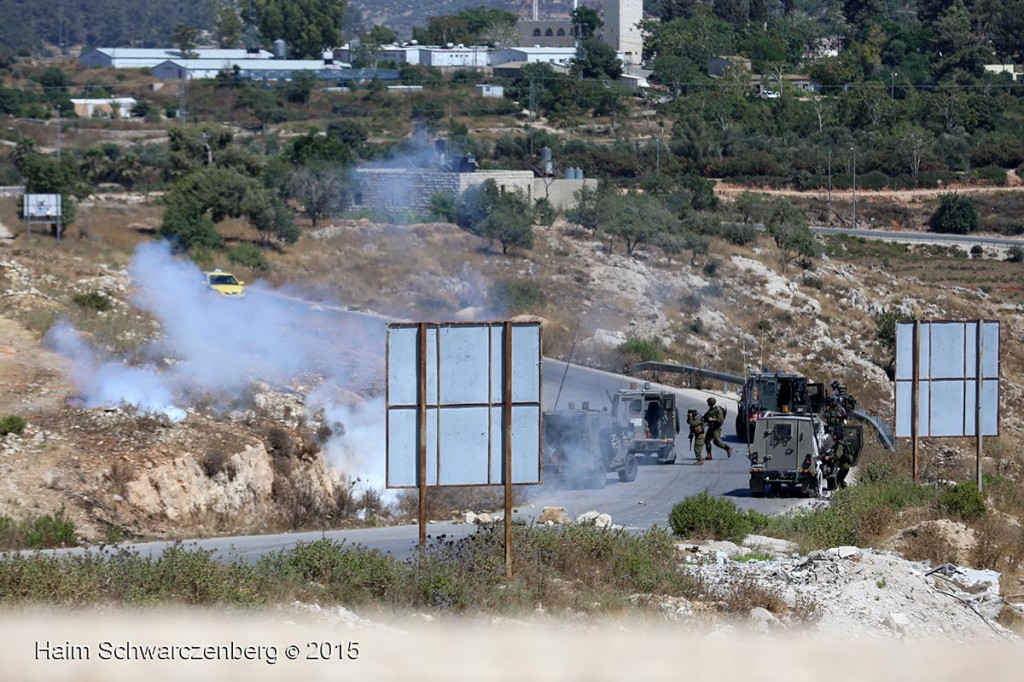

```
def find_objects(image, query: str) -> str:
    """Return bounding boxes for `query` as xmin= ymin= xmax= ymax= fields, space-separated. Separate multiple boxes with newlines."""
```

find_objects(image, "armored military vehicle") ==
xmin=747 ymin=413 xmax=863 ymax=497
xmin=735 ymin=372 xmax=826 ymax=443
xmin=611 ymin=383 xmax=681 ymax=464
xmin=542 ymin=407 xmax=639 ymax=489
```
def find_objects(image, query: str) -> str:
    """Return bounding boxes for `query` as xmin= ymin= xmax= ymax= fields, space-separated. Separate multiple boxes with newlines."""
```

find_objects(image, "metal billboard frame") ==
xmin=23 ymin=193 xmax=63 ymax=241
xmin=385 ymin=320 xmax=542 ymax=577
xmin=894 ymin=319 xmax=999 ymax=487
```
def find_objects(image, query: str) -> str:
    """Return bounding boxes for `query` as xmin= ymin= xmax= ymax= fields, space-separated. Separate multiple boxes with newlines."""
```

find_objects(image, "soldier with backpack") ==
xmin=686 ymin=408 xmax=706 ymax=464
xmin=703 ymin=397 xmax=733 ymax=459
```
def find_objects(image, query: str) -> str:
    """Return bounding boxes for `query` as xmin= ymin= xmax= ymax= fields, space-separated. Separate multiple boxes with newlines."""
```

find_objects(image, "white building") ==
xmin=152 ymin=58 xmax=344 ymax=80
xmin=491 ymin=47 xmax=578 ymax=68
xmin=417 ymin=47 xmax=489 ymax=68
xmin=70 ymin=97 xmax=137 ymax=118
xmin=602 ymin=0 xmax=644 ymax=66
xmin=379 ymin=46 xmax=421 ymax=65
xmin=475 ymin=84 xmax=504 ymax=98
xmin=79 ymin=47 xmax=273 ymax=69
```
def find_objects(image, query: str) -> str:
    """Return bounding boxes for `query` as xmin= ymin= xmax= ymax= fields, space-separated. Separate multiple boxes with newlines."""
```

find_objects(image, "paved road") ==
xmin=811 ymin=225 xmax=1024 ymax=249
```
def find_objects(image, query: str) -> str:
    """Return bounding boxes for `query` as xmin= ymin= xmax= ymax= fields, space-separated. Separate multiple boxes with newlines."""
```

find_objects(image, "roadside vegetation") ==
xmin=0 ymin=525 xmax=803 ymax=620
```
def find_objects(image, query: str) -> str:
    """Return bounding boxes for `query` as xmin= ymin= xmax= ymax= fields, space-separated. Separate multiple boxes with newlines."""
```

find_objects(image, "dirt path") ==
xmin=715 ymin=175 xmax=1024 ymax=204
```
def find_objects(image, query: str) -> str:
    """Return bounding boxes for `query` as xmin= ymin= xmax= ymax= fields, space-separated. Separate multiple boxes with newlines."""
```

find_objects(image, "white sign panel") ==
xmin=895 ymin=320 xmax=999 ymax=437
xmin=386 ymin=321 xmax=542 ymax=487
xmin=24 ymin=194 xmax=61 ymax=218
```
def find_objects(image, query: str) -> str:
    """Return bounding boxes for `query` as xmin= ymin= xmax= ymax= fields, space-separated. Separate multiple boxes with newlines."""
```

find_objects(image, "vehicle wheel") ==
xmin=658 ymin=445 xmax=675 ymax=464
xmin=618 ymin=455 xmax=639 ymax=482
xmin=749 ymin=475 xmax=765 ymax=498
xmin=735 ymin=417 xmax=748 ymax=443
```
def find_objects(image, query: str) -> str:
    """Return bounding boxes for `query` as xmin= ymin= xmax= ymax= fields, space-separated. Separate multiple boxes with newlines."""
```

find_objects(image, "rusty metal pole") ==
xmin=503 ymin=323 xmax=514 ymax=580
xmin=418 ymin=323 xmax=428 ymax=551
xmin=912 ymin=320 xmax=920 ymax=482
xmin=976 ymin=321 xmax=984 ymax=491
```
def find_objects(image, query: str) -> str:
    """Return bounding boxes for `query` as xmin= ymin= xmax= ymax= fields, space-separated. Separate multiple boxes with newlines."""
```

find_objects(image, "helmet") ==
xmin=707 ymin=397 xmax=716 ymax=405
xmin=831 ymin=380 xmax=841 ymax=390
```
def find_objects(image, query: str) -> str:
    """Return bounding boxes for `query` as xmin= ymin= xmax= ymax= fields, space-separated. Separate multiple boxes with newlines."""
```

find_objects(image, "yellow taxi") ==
xmin=203 ymin=269 xmax=246 ymax=297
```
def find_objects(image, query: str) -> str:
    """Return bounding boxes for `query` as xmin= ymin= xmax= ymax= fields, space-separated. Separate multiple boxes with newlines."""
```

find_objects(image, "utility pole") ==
xmin=178 ymin=73 xmax=187 ymax=122
xmin=851 ymin=146 xmax=857 ymax=229
xmin=528 ymin=79 xmax=536 ymax=157
xmin=655 ymin=137 xmax=660 ymax=175
xmin=56 ymin=107 xmax=62 ymax=161
xmin=827 ymin=148 xmax=832 ymax=217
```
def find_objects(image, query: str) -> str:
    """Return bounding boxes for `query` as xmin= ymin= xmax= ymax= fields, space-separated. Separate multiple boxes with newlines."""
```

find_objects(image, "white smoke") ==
xmin=47 ymin=241 xmax=388 ymax=491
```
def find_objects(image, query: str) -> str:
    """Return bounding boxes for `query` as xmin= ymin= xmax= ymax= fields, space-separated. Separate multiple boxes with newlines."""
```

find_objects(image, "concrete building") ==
xmin=417 ymin=47 xmax=489 ymax=68
xmin=151 ymin=58 xmax=347 ymax=80
xmin=708 ymin=56 xmax=752 ymax=78
xmin=354 ymin=168 xmax=596 ymax=214
xmin=518 ymin=20 xmax=576 ymax=48
xmin=79 ymin=47 xmax=272 ymax=69
xmin=602 ymin=0 xmax=644 ymax=65
xmin=491 ymin=47 xmax=578 ymax=68
xmin=70 ymin=97 xmax=136 ymax=118
xmin=475 ymin=84 xmax=504 ymax=98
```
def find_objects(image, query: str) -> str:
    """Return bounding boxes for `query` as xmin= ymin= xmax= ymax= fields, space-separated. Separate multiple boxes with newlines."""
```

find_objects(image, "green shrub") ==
xmin=71 ymin=290 xmax=113 ymax=311
xmin=939 ymin=482 xmax=986 ymax=521
xmin=0 ymin=415 xmax=27 ymax=436
xmin=619 ymin=336 xmax=666 ymax=362
xmin=969 ymin=166 xmax=1007 ymax=187
xmin=22 ymin=511 xmax=77 ymax=549
xmin=226 ymin=243 xmax=270 ymax=273
xmin=668 ymin=492 xmax=768 ymax=543
xmin=1007 ymin=245 xmax=1024 ymax=263
xmin=929 ymin=193 xmax=979 ymax=235
xmin=720 ymin=223 xmax=759 ymax=245
xmin=493 ymin=280 xmax=546 ymax=314
xmin=428 ymin=190 xmax=457 ymax=222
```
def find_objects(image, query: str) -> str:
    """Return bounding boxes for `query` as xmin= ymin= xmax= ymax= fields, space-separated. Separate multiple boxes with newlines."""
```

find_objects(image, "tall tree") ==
xmin=572 ymin=6 xmax=602 ymax=39
xmin=215 ymin=2 xmax=244 ymax=48
xmin=171 ymin=23 xmax=200 ymax=59
xmin=254 ymin=0 xmax=347 ymax=58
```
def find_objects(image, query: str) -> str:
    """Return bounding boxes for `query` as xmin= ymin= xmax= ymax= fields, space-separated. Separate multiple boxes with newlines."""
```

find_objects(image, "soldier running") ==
xmin=686 ymin=408 xmax=706 ymax=464
xmin=703 ymin=397 xmax=733 ymax=459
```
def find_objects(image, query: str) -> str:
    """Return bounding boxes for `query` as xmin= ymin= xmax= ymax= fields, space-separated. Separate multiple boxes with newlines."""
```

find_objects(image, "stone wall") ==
xmin=355 ymin=169 xmax=535 ymax=213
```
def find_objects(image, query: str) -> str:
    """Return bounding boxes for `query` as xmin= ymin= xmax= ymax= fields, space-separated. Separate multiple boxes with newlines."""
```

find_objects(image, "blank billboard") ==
xmin=386 ymin=321 xmax=542 ymax=487
xmin=895 ymin=320 xmax=999 ymax=437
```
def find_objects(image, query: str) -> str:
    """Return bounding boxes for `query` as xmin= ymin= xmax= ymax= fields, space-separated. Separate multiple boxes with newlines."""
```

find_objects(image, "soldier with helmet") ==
xmin=686 ymin=408 xmax=706 ymax=464
xmin=823 ymin=395 xmax=847 ymax=435
xmin=702 ymin=397 xmax=733 ymax=459
xmin=830 ymin=380 xmax=857 ymax=413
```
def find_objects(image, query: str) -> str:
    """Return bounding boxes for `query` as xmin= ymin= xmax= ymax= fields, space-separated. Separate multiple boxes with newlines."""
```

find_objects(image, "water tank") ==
xmin=576 ymin=167 xmax=585 ymax=180
xmin=273 ymin=39 xmax=286 ymax=59
xmin=563 ymin=168 xmax=574 ymax=179
xmin=540 ymin=147 xmax=552 ymax=162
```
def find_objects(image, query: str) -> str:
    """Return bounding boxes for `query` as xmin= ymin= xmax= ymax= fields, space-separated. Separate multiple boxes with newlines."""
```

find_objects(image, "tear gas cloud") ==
xmin=46 ymin=240 xmax=387 ymax=487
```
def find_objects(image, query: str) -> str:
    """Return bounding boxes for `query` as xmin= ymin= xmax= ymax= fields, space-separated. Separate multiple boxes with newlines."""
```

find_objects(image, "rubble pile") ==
xmin=682 ymin=540 xmax=1019 ymax=642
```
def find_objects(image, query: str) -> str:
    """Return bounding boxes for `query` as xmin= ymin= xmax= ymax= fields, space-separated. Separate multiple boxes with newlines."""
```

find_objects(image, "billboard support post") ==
xmin=417 ymin=322 xmax=427 ymax=550
xmin=912 ymin=320 xmax=920 ymax=482
xmin=976 ymin=321 xmax=983 ymax=491
xmin=503 ymin=323 xmax=513 ymax=579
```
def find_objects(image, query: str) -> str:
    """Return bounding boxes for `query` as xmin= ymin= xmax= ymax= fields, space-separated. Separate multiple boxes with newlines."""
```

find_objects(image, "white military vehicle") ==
xmin=747 ymin=412 xmax=862 ymax=497
xmin=611 ymin=383 xmax=681 ymax=464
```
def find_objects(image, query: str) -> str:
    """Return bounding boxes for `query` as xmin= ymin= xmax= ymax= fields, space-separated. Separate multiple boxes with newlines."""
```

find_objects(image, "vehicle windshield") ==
xmin=209 ymin=274 xmax=238 ymax=286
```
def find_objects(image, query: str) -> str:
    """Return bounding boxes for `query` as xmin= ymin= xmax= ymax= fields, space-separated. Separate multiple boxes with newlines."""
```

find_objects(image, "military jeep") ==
xmin=735 ymin=372 xmax=825 ymax=443
xmin=611 ymin=384 xmax=681 ymax=464
xmin=542 ymin=408 xmax=639 ymax=489
xmin=747 ymin=413 xmax=862 ymax=497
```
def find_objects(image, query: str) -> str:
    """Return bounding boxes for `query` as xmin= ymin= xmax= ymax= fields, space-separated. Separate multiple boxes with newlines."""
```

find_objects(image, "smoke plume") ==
xmin=46 ymin=240 xmax=387 ymax=489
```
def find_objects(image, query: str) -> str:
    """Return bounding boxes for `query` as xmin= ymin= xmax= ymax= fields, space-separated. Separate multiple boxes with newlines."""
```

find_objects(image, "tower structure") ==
xmin=601 ymin=0 xmax=643 ymax=65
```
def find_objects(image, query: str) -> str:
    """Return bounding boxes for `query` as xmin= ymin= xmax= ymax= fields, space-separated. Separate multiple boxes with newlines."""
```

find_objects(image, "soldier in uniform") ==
xmin=830 ymin=380 xmax=857 ymax=413
xmin=823 ymin=395 xmax=847 ymax=436
xmin=827 ymin=434 xmax=852 ymax=488
xmin=686 ymin=409 xmax=706 ymax=464
xmin=703 ymin=397 xmax=733 ymax=459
